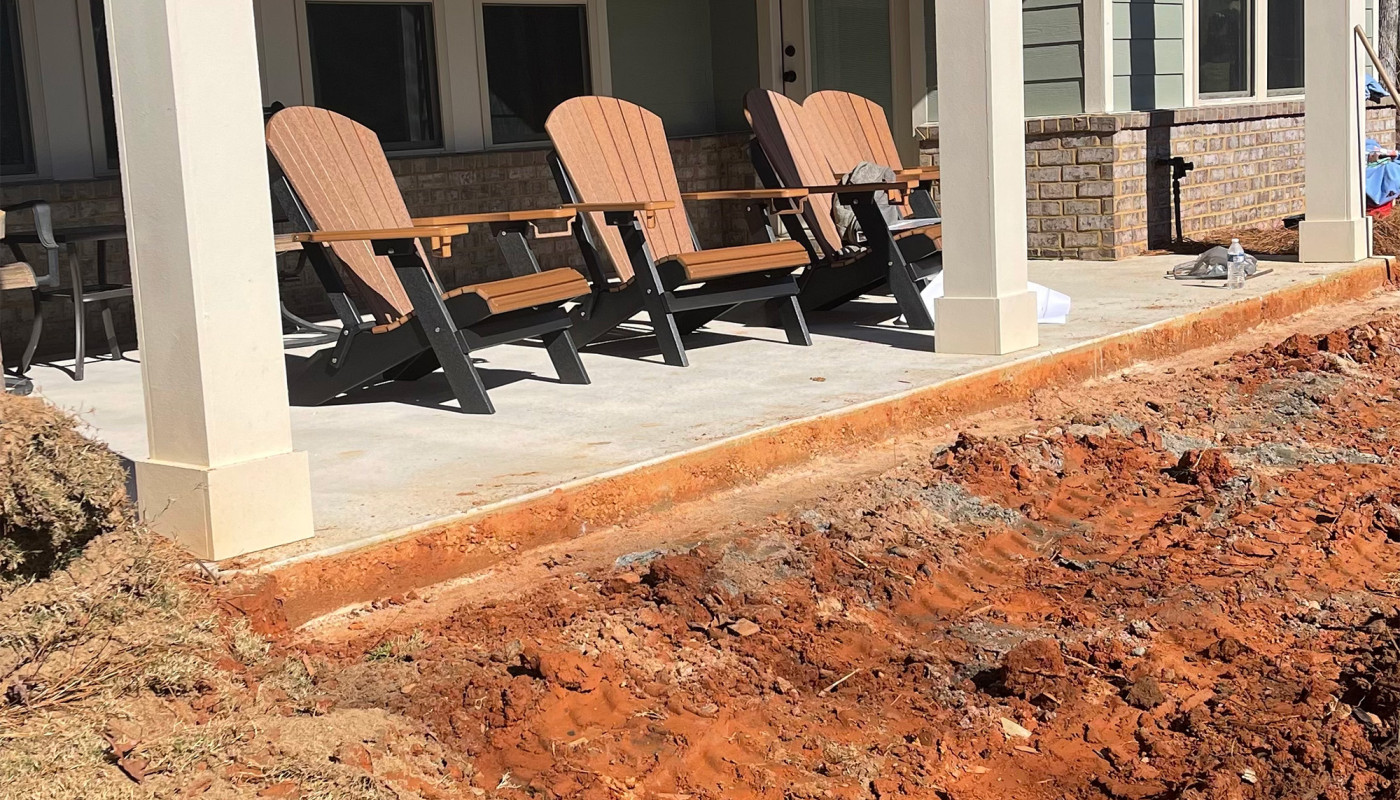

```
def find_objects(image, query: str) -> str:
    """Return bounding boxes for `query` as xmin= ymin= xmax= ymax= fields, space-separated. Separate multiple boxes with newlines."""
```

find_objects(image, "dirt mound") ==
xmin=0 ymin=397 xmax=456 ymax=799
xmin=289 ymin=311 xmax=1400 ymax=799
xmin=0 ymin=393 xmax=128 ymax=579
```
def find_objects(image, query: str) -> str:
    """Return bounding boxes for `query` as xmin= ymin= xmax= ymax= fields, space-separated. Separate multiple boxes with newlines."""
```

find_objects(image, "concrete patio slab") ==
xmin=29 ymin=254 xmax=1395 ymax=619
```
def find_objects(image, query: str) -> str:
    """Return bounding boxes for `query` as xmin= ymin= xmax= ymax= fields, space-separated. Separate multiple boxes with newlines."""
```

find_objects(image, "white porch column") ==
xmin=932 ymin=0 xmax=1038 ymax=355
xmin=106 ymin=0 xmax=314 ymax=560
xmin=1081 ymin=0 xmax=1115 ymax=114
xmin=1299 ymin=0 xmax=1372 ymax=264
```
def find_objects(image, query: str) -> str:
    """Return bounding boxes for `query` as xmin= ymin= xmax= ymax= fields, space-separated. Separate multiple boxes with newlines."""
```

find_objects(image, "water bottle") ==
xmin=1226 ymin=239 xmax=1247 ymax=290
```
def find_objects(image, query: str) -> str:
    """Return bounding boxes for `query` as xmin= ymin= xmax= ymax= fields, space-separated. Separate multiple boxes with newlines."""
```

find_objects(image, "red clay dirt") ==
xmin=256 ymin=261 xmax=1395 ymax=627
xmin=280 ymin=308 xmax=1400 ymax=800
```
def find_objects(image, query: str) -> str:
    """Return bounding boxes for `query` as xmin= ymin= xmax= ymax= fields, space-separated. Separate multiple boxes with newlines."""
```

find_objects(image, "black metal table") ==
xmin=4 ymin=223 xmax=130 ymax=381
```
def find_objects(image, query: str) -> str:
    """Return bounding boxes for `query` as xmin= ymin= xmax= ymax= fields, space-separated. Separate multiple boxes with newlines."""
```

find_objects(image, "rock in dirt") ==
xmin=1124 ymin=675 xmax=1166 ymax=710
xmin=727 ymin=618 xmax=761 ymax=637
xmin=331 ymin=742 xmax=374 ymax=773
xmin=1200 ymin=635 xmax=1250 ymax=663
xmin=520 ymin=647 xmax=602 ymax=692
xmin=1002 ymin=638 xmax=1068 ymax=699
xmin=1000 ymin=717 xmax=1033 ymax=739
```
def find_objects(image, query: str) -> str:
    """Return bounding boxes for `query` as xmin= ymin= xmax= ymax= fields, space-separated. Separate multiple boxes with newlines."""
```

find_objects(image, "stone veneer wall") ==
xmin=920 ymin=101 xmax=1398 ymax=260
xmin=0 ymin=133 xmax=757 ymax=365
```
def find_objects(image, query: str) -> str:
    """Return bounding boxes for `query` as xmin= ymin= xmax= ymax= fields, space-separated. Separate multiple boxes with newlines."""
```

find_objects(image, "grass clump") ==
xmin=0 ymin=394 xmax=128 ymax=580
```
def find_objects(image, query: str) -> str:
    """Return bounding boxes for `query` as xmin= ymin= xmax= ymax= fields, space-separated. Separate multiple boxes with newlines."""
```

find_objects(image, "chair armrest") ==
xmin=0 ymin=200 xmax=57 ymax=249
xmin=561 ymin=201 xmax=676 ymax=213
xmin=680 ymin=188 xmax=809 ymax=202
xmin=412 ymin=207 xmax=577 ymax=226
xmin=273 ymin=234 xmax=304 ymax=254
xmin=286 ymin=224 xmax=472 ymax=245
xmin=896 ymin=166 xmax=940 ymax=181
xmin=804 ymin=181 xmax=918 ymax=196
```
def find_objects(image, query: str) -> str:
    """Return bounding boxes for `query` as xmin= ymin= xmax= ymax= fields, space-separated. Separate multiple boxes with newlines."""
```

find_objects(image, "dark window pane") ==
xmin=810 ymin=0 xmax=893 ymax=123
xmin=90 ymin=0 xmax=119 ymax=169
xmin=483 ymin=4 xmax=590 ymax=145
xmin=306 ymin=2 xmax=441 ymax=149
xmin=1266 ymin=0 xmax=1303 ymax=92
xmin=0 ymin=0 xmax=35 ymax=174
xmin=1199 ymin=0 xmax=1252 ymax=96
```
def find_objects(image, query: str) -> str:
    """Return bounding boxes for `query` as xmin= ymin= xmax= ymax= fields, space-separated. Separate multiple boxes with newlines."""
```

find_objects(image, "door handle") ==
xmin=783 ymin=70 xmax=798 ymax=83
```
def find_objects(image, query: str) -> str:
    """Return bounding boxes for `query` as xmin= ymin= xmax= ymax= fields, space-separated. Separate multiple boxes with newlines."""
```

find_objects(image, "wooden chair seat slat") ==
xmin=666 ymin=240 xmax=809 ymax=282
xmin=370 ymin=268 xmax=589 ymax=334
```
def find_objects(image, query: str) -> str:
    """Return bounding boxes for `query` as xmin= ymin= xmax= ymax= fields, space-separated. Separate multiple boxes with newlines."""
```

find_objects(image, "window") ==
xmin=89 ymin=0 xmax=119 ymax=169
xmin=306 ymin=2 xmax=442 ymax=150
xmin=1199 ymin=0 xmax=1252 ymax=97
xmin=1266 ymin=0 xmax=1303 ymax=93
xmin=482 ymin=4 xmax=591 ymax=145
xmin=0 ymin=0 xmax=35 ymax=175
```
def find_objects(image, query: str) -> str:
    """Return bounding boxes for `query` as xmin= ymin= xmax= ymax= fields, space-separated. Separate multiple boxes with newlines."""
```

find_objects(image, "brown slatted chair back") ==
xmin=266 ymin=106 xmax=422 ymax=325
xmin=805 ymin=91 xmax=905 ymax=173
xmin=804 ymin=91 xmax=913 ymax=216
xmin=545 ymin=97 xmax=697 ymax=283
xmin=743 ymin=89 xmax=846 ymax=260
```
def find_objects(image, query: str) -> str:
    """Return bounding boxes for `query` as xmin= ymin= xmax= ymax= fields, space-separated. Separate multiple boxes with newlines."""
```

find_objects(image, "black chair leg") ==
xmin=772 ymin=296 xmax=812 ymax=346
xmin=890 ymin=264 xmax=935 ymax=330
xmin=100 ymin=301 xmax=123 ymax=361
xmin=20 ymin=292 xmax=42 ymax=375
xmin=543 ymin=329 xmax=590 ymax=384
xmin=73 ymin=301 xmax=86 ymax=381
xmin=645 ymin=301 xmax=688 ymax=367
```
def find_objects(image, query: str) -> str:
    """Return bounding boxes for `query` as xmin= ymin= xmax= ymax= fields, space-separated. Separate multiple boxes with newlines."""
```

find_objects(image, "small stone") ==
xmin=728 ymin=619 xmax=761 ymax=637
xmin=1000 ymin=717 xmax=1033 ymax=739
xmin=1124 ymin=675 xmax=1166 ymax=710
xmin=1353 ymin=707 xmax=1384 ymax=729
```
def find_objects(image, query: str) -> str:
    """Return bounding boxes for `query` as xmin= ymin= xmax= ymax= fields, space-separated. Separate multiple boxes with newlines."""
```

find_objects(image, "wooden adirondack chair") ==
xmin=545 ymin=96 xmax=813 ymax=368
xmin=744 ymin=89 xmax=942 ymax=329
xmin=266 ymin=106 xmax=592 ymax=414
xmin=804 ymin=90 xmax=942 ymax=221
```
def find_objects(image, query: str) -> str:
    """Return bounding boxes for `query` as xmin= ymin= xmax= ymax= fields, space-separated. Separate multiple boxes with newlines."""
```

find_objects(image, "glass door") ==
xmin=778 ymin=0 xmax=893 ymax=119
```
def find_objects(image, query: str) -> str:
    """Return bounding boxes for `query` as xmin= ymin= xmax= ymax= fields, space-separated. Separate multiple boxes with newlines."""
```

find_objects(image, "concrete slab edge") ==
xmin=244 ymin=258 xmax=1396 ymax=628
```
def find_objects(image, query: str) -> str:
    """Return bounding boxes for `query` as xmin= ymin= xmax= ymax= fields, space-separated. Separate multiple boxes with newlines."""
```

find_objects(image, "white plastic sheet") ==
xmin=917 ymin=273 xmax=1071 ymax=325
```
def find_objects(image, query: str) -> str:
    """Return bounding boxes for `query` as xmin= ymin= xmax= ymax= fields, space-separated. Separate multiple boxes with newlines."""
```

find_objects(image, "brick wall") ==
xmin=0 ymin=133 xmax=757 ymax=366
xmin=921 ymin=101 xmax=1399 ymax=260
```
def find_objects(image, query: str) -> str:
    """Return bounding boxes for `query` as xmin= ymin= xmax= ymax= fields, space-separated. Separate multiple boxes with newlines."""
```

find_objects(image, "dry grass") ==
xmin=0 ymin=392 xmax=128 ymax=579
xmin=0 ymin=396 xmax=461 ymax=798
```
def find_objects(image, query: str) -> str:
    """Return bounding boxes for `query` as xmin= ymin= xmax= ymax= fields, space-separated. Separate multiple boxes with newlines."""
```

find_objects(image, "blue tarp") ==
xmin=1366 ymin=138 xmax=1400 ymax=207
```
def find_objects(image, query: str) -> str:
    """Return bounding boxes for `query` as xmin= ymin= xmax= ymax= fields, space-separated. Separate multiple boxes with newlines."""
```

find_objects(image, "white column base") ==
xmin=1299 ymin=217 xmax=1372 ymax=264
xmin=934 ymin=291 xmax=1040 ymax=355
xmin=136 ymin=452 xmax=314 ymax=561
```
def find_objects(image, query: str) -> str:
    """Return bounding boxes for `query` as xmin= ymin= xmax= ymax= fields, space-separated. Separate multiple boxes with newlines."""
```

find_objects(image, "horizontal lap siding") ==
xmin=1112 ymin=0 xmax=1186 ymax=112
xmin=927 ymin=1 xmax=1086 ymax=121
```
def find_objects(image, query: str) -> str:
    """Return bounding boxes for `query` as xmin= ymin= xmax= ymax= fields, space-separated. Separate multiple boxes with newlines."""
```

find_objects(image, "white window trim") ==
xmin=75 ymin=0 xmax=118 ymax=176
xmin=6 ymin=0 xmax=53 ymax=179
xmin=471 ymin=0 xmax=609 ymax=150
xmin=1190 ymin=0 xmax=1305 ymax=107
